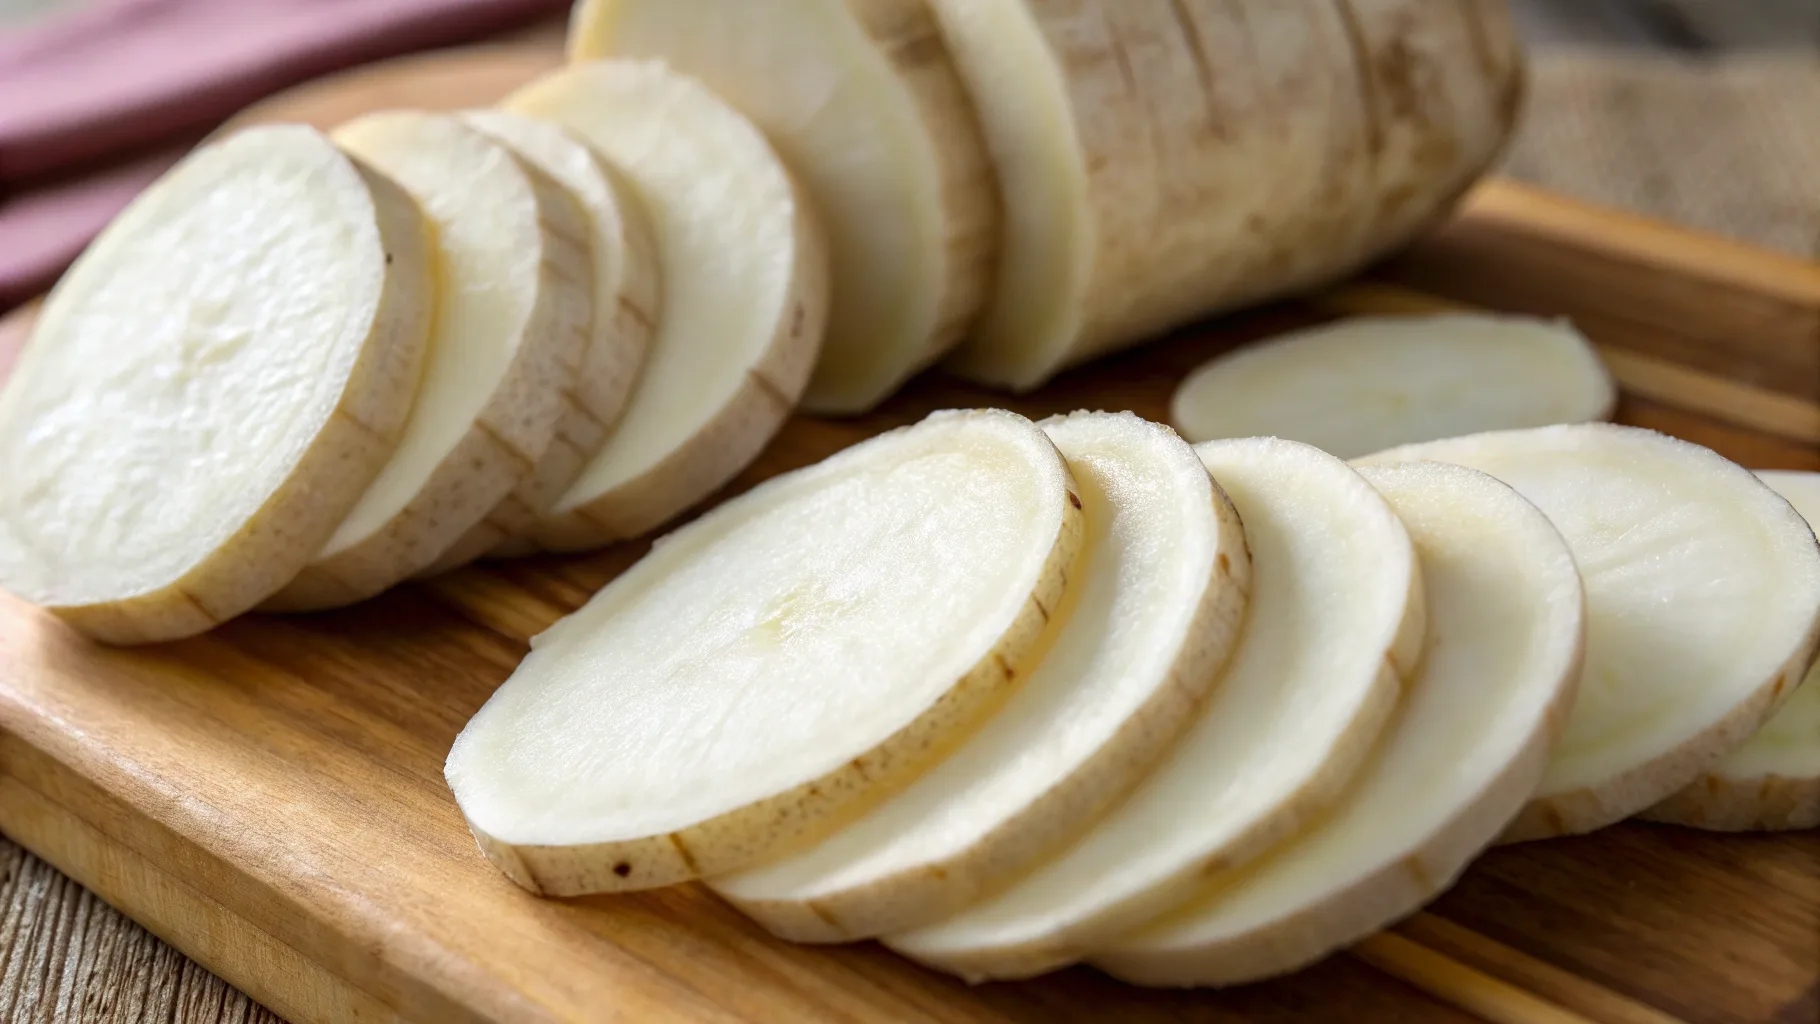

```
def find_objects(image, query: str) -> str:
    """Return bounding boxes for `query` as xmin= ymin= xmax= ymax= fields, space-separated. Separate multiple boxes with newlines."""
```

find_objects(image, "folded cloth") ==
xmin=0 ymin=0 xmax=569 ymax=181
xmin=0 ymin=302 xmax=31 ymax=383
xmin=1504 ymin=51 xmax=1820 ymax=259
xmin=0 ymin=0 xmax=568 ymax=307
xmin=0 ymin=145 xmax=183 ymax=308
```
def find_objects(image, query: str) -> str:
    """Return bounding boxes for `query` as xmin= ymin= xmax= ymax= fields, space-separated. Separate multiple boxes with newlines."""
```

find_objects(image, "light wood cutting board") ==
xmin=0 ymin=41 xmax=1816 ymax=1024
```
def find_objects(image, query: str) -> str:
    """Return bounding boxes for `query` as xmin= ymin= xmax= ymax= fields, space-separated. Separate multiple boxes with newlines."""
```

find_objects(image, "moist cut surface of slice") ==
xmin=446 ymin=409 xmax=1084 ymax=896
xmin=506 ymin=61 xmax=830 ymax=549
xmin=713 ymin=411 xmax=1251 ymax=941
xmin=1099 ymin=461 xmax=1585 ymax=986
xmin=571 ymin=0 xmax=996 ymax=413
xmin=0 ymin=125 xmax=434 ymax=642
xmin=1645 ymin=470 xmax=1820 ymax=832
xmin=1362 ymin=424 xmax=1820 ymax=839
xmin=1170 ymin=313 xmax=1615 ymax=458
xmin=887 ymin=437 xmax=1424 ymax=981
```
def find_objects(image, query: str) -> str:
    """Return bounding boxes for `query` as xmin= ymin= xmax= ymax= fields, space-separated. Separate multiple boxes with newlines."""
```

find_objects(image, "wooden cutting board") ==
xmin=1 ymin=43 xmax=1817 ymax=1024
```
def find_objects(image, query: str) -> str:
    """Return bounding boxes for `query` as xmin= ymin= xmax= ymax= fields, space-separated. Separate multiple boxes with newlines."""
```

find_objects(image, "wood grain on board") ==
xmin=0 ymin=42 xmax=1816 ymax=1024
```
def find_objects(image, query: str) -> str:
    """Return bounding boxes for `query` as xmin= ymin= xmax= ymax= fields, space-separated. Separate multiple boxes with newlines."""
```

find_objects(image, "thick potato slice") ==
xmin=267 ymin=113 xmax=593 ymax=610
xmin=428 ymin=109 xmax=662 ymax=568
xmin=0 ymin=126 xmax=433 ymax=643
xmin=887 ymin=438 xmax=1423 ymax=982
xmin=445 ymin=409 xmax=1084 ymax=895
xmin=506 ymin=62 xmax=830 ymax=550
xmin=1099 ymin=462 xmax=1584 ymax=987
xmin=934 ymin=0 xmax=1523 ymax=392
xmin=570 ymin=0 xmax=997 ymax=414
xmin=1646 ymin=471 xmax=1820 ymax=832
xmin=1362 ymin=425 xmax=1820 ymax=840
xmin=1171 ymin=314 xmax=1615 ymax=458
xmin=713 ymin=411 xmax=1251 ymax=941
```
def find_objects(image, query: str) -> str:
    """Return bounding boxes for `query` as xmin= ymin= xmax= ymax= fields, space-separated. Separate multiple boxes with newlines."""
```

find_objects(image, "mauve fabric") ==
xmin=0 ymin=305 xmax=28 ymax=382
xmin=0 ymin=146 xmax=183 ymax=306
xmin=0 ymin=0 xmax=569 ymax=307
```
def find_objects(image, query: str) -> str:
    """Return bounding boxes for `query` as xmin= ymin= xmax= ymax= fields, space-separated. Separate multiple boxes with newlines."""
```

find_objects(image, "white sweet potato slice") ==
xmin=1171 ymin=313 xmax=1615 ymax=458
xmin=1099 ymin=461 xmax=1584 ymax=987
xmin=1362 ymin=425 xmax=1820 ymax=840
xmin=1646 ymin=471 xmax=1820 ymax=832
xmin=267 ymin=113 xmax=592 ymax=610
xmin=712 ymin=411 xmax=1250 ymax=941
xmin=887 ymin=437 xmax=1423 ymax=982
xmin=570 ymin=0 xmax=996 ymax=414
xmin=428 ymin=109 xmax=662 ymax=568
xmin=933 ymin=0 xmax=1523 ymax=392
xmin=505 ymin=62 xmax=830 ymax=550
xmin=445 ymin=409 xmax=1084 ymax=895
xmin=924 ymin=0 xmax=1151 ymax=391
xmin=0 ymin=125 xmax=432 ymax=643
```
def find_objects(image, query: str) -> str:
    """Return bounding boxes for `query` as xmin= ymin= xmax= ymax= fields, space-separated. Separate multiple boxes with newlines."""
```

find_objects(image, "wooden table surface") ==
xmin=1 ymin=4 xmax=1817 ymax=1022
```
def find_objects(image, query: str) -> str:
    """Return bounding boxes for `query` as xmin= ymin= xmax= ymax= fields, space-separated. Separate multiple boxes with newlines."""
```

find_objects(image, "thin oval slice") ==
xmin=713 ymin=411 xmax=1251 ymax=941
xmin=1170 ymin=314 xmax=1615 ymax=458
xmin=0 ymin=125 xmax=433 ymax=643
xmin=571 ymin=0 xmax=996 ymax=414
xmin=430 ymin=109 xmax=662 ymax=567
xmin=1098 ymin=462 xmax=1585 ymax=987
xmin=1646 ymin=470 xmax=1820 ymax=832
xmin=887 ymin=438 xmax=1423 ymax=982
xmin=268 ymin=112 xmax=593 ymax=610
xmin=445 ymin=409 xmax=1084 ymax=895
xmin=1362 ymin=425 xmax=1820 ymax=840
xmin=506 ymin=61 xmax=830 ymax=550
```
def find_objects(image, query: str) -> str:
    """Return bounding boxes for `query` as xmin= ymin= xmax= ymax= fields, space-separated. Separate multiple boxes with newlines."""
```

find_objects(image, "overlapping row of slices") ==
xmin=0 ymin=62 xmax=822 ymax=642
xmin=447 ymin=403 xmax=1820 ymax=988
xmin=0 ymin=0 xmax=1525 ymax=644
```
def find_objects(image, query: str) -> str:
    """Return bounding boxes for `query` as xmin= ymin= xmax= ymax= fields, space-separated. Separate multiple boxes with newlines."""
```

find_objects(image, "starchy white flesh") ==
xmin=713 ymin=412 xmax=1251 ymax=941
xmin=888 ymin=438 xmax=1423 ymax=982
xmin=507 ymin=62 xmax=830 ymax=549
xmin=933 ymin=0 xmax=1524 ymax=392
xmin=1099 ymin=462 xmax=1585 ymax=987
xmin=446 ymin=409 xmax=1084 ymax=895
xmin=0 ymin=126 xmax=432 ymax=643
xmin=268 ymin=113 xmax=591 ymax=610
xmin=1363 ymin=426 xmax=1820 ymax=840
xmin=571 ymin=0 xmax=995 ymax=414
xmin=430 ymin=109 xmax=662 ymax=567
xmin=1171 ymin=314 xmax=1615 ymax=458
xmin=1646 ymin=471 xmax=1820 ymax=832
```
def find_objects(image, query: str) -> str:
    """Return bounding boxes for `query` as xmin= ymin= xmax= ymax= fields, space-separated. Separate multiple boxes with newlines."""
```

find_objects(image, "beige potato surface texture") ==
xmin=936 ymin=0 xmax=1525 ymax=392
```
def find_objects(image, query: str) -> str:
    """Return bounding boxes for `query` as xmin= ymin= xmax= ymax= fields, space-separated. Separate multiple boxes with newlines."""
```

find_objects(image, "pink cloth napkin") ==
xmin=0 ymin=0 xmax=569 ymax=308
xmin=0 ymin=306 xmax=30 ymax=383
xmin=0 ymin=146 xmax=185 ymax=308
